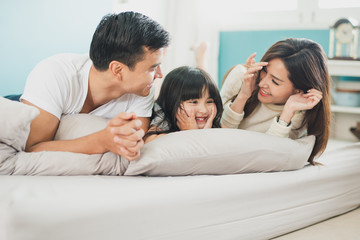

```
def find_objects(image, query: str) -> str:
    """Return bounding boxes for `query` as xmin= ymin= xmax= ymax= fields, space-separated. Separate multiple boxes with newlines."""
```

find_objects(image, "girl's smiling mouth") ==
xmin=195 ymin=117 xmax=207 ymax=122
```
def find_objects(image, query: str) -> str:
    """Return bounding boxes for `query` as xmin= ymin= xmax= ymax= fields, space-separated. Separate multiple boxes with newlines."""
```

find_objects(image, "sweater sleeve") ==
xmin=220 ymin=65 xmax=247 ymax=104
xmin=266 ymin=111 xmax=306 ymax=139
xmin=220 ymin=101 xmax=245 ymax=128
xmin=265 ymin=117 xmax=292 ymax=138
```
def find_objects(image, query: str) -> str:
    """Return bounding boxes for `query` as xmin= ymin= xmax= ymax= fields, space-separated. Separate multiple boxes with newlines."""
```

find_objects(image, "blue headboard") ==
xmin=218 ymin=29 xmax=330 ymax=86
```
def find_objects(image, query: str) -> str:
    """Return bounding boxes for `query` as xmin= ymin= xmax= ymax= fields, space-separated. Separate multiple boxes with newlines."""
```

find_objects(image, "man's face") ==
xmin=122 ymin=47 xmax=165 ymax=97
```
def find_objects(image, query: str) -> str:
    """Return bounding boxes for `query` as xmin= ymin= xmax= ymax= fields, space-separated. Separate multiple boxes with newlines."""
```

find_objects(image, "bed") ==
xmin=0 ymin=97 xmax=359 ymax=240
xmin=0 ymin=141 xmax=359 ymax=240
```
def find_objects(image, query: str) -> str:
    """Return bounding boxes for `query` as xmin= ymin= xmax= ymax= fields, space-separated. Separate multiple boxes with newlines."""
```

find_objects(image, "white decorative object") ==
xmin=329 ymin=18 xmax=360 ymax=60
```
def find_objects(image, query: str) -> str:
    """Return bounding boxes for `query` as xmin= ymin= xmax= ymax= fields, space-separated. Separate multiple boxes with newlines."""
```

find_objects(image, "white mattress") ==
xmin=0 ymin=142 xmax=359 ymax=240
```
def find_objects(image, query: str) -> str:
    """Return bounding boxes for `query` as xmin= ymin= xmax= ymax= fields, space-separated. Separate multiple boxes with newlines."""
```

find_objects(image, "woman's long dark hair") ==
xmin=146 ymin=66 xmax=223 ymax=137
xmin=223 ymin=38 xmax=331 ymax=164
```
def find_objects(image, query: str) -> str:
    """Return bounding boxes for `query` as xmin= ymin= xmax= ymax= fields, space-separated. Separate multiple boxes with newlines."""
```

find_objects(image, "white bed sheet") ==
xmin=0 ymin=142 xmax=359 ymax=240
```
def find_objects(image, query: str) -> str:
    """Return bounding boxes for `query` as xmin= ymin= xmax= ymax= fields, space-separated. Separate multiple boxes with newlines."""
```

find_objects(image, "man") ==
xmin=20 ymin=12 xmax=170 ymax=160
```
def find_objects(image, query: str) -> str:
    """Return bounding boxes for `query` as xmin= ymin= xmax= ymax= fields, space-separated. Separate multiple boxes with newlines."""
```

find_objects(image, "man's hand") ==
xmin=105 ymin=112 xmax=145 ymax=161
xmin=22 ymin=99 xmax=148 ymax=160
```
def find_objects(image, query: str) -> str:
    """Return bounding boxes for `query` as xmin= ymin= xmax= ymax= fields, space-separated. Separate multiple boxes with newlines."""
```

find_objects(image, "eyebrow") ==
xmin=150 ymin=63 xmax=160 ymax=68
xmin=264 ymin=66 xmax=284 ymax=82
xmin=270 ymin=74 xmax=284 ymax=82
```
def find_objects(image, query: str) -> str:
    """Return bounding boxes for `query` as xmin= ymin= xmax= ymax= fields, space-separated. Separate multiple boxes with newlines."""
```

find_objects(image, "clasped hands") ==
xmin=102 ymin=112 xmax=144 ymax=161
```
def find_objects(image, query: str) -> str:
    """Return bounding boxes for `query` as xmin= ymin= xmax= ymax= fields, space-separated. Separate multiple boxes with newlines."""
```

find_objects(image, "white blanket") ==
xmin=1 ymin=143 xmax=359 ymax=240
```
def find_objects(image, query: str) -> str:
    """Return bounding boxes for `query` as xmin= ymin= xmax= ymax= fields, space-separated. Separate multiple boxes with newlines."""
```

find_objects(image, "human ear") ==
xmin=109 ymin=61 xmax=124 ymax=80
xmin=294 ymin=89 xmax=302 ymax=94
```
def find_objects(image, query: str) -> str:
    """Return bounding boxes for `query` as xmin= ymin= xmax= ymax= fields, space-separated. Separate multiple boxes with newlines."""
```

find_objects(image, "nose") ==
xmin=197 ymin=102 xmax=209 ymax=114
xmin=259 ymin=74 xmax=270 ymax=88
xmin=154 ymin=65 xmax=163 ymax=79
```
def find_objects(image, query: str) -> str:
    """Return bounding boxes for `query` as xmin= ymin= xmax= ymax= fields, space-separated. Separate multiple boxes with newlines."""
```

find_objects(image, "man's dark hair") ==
xmin=90 ymin=11 xmax=170 ymax=71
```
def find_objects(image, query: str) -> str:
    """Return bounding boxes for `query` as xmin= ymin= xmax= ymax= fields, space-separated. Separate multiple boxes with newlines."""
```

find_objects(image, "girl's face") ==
xmin=257 ymin=58 xmax=298 ymax=105
xmin=181 ymin=88 xmax=217 ymax=129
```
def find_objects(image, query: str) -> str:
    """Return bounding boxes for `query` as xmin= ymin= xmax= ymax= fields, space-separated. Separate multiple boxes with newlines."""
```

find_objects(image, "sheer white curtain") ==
xmin=163 ymin=0 xmax=219 ymax=84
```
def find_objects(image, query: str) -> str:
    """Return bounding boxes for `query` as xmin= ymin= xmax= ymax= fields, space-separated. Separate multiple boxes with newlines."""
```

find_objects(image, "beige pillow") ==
xmin=124 ymin=129 xmax=315 ymax=176
xmin=0 ymin=112 xmax=122 ymax=176
xmin=54 ymin=114 xmax=315 ymax=176
xmin=0 ymin=97 xmax=39 ymax=151
xmin=54 ymin=113 xmax=108 ymax=140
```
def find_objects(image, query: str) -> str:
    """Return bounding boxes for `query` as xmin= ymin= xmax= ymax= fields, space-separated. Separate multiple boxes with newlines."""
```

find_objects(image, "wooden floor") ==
xmin=272 ymin=207 xmax=360 ymax=240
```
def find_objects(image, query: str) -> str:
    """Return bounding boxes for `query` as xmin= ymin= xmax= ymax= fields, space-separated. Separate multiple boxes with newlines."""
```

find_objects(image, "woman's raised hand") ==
xmin=280 ymin=88 xmax=323 ymax=124
xmin=230 ymin=53 xmax=268 ymax=114
xmin=285 ymin=88 xmax=323 ymax=113
xmin=238 ymin=53 xmax=268 ymax=100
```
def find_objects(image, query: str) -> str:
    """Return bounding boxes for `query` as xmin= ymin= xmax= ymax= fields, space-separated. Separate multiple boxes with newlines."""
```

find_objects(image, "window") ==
xmin=319 ymin=0 xmax=360 ymax=9
xmin=226 ymin=0 xmax=297 ymax=12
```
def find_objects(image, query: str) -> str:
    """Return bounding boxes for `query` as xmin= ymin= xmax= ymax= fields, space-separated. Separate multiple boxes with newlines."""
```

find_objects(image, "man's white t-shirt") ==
xmin=21 ymin=53 xmax=154 ymax=120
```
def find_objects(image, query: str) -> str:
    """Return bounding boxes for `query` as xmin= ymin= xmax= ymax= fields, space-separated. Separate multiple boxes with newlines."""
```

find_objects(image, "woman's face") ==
xmin=257 ymin=58 xmax=298 ymax=105
xmin=181 ymin=88 xmax=217 ymax=129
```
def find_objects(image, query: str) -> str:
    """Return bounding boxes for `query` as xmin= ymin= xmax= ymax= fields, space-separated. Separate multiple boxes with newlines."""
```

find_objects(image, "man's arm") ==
xmin=22 ymin=100 xmax=145 ymax=160
xmin=22 ymin=99 xmax=60 ymax=152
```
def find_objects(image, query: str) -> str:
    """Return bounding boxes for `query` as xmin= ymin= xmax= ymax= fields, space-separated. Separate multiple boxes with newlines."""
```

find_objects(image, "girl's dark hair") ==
xmin=223 ymin=38 xmax=331 ymax=164
xmin=146 ymin=66 xmax=223 ymax=137
xmin=90 ymin=11 xmax=170 ymax=71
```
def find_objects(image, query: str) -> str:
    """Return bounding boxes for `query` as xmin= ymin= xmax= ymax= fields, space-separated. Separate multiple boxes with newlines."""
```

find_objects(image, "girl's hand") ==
xmin=237 ymin=53 xmax=268 ymax=101
xmin=176 ymin=105 xmax=198 ymax=130
xmin=203 ymin=105 xmax=217 ymax=129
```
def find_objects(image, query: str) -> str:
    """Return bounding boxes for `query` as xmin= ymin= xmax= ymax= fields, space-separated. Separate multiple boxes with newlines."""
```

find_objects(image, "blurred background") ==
xmin=1 ymin=0 xmax=359 ymax=95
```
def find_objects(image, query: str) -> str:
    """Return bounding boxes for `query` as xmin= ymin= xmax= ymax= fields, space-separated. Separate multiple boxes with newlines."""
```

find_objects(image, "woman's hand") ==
xmin=203 ymin=105 xmax=217 ymax=129
xmin=231 ymin=53 xmax=268 ymax=114
xmin=280 ymin=89 xmax=323 ymax=124
xmin=286 ymin=89 xmax=323 ymax=112
xmin=176 ymin=105 xmax=198 ymax=130
xmin=237 ymin=53 xmax=268 ymax=100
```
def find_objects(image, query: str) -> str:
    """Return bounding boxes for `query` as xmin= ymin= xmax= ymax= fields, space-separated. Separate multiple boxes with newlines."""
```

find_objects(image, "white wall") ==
xmin=0 ymin=0 xmax=114 ymax=96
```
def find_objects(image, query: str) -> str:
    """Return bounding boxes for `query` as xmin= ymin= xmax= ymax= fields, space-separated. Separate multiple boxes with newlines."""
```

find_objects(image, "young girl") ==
xmin=144 ymin=66 xmax=223 ymax=143
xmin=220 ymin=38 xmax=331 ymax=163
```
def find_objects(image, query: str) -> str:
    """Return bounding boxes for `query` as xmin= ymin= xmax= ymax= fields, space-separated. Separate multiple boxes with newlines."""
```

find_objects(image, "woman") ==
xmin=220 ymin=38 xmax=331 ymax=163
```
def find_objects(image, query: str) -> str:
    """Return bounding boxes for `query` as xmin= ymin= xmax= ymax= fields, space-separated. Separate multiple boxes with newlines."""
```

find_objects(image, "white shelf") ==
xmin=331 ymin=105 xmax=360 ymax=114
xmin=328 ymin=60 xmax=360 ymax=77
xmin=328 ymin=60 xmax=360 ymax=142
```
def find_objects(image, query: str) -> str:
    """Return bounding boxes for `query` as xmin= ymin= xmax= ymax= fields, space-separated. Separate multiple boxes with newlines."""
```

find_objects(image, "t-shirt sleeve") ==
xmin=149 ymin=103 xmax=170 ymax=131
xmin=126 ymin=86 xmax=155 ymax=117
xmin=20 ymin=58 xmax=67 ymax=119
